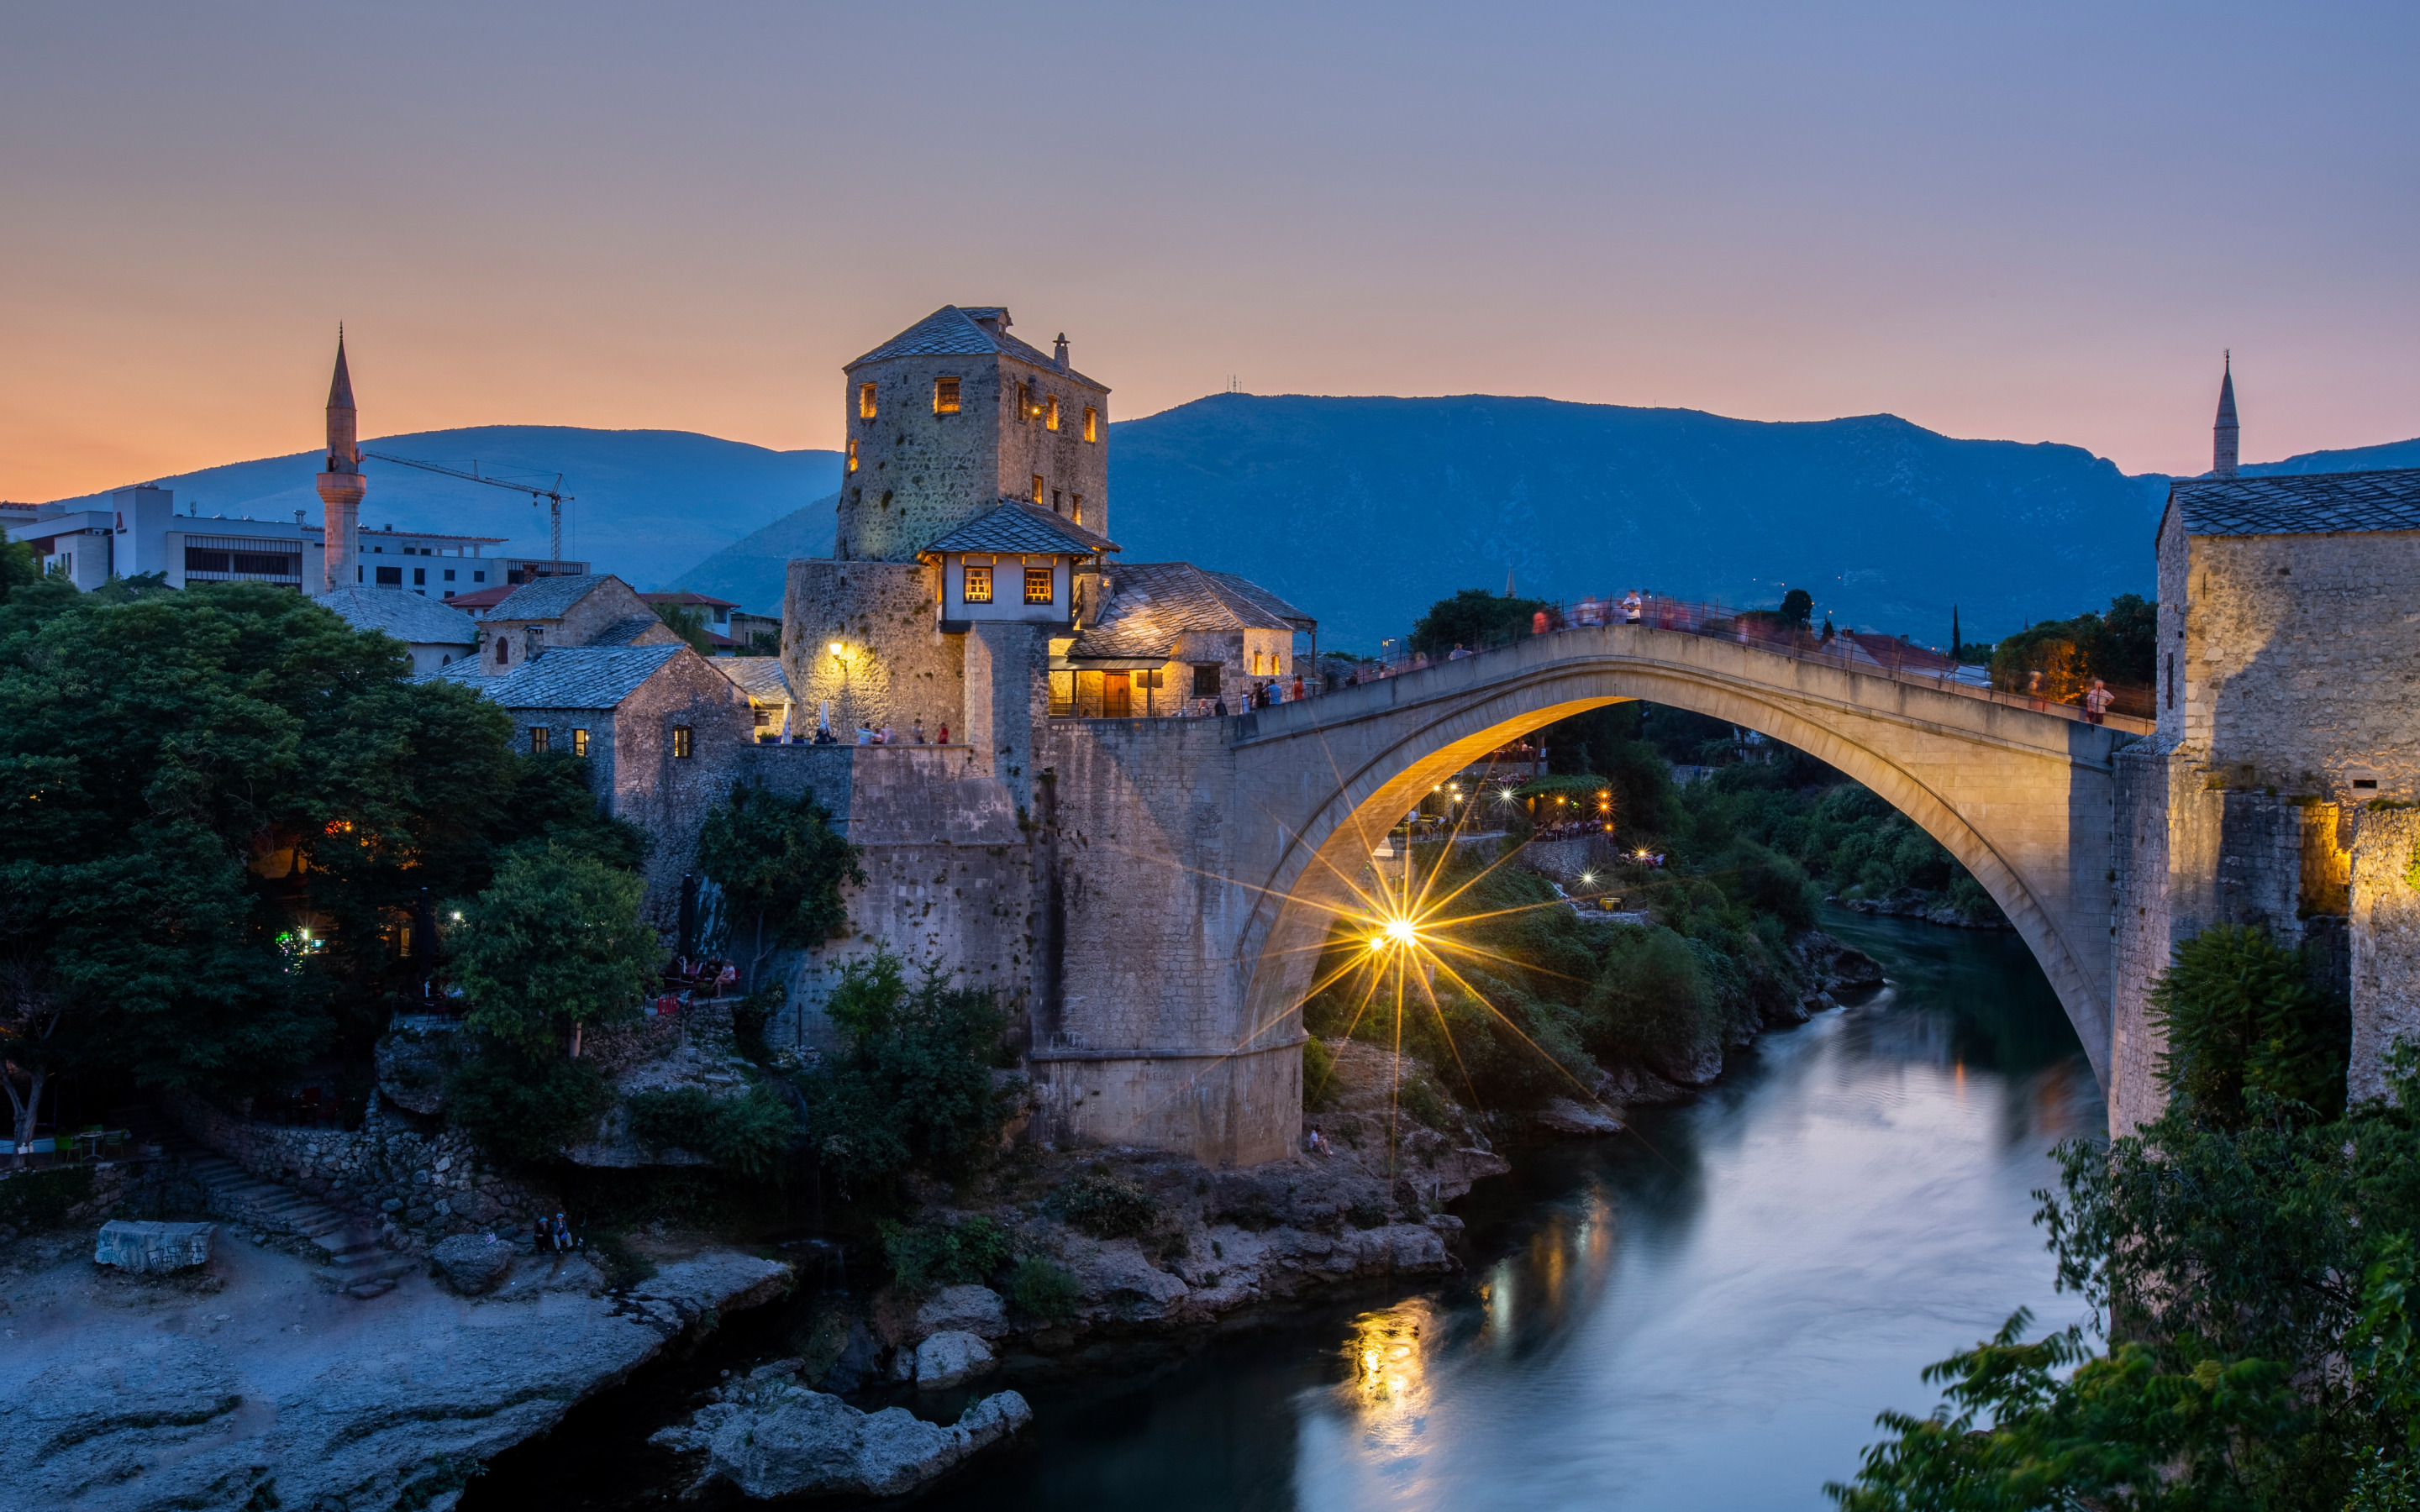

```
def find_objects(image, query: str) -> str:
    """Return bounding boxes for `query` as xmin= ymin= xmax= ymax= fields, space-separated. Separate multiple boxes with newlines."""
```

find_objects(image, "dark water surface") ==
xmin=470 ymin=911 xmax=2102 ymax=1510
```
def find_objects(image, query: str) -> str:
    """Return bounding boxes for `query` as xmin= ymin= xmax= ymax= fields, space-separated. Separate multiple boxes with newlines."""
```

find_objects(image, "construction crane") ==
xmin=360 ymin=450 xmax=573 ymax=564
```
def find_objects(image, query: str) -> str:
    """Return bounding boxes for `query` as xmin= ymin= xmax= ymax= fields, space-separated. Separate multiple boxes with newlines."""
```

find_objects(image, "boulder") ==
xmin=661 ymin=1385 xmax=1032 ymax=1499
xmin=429 ymin=1233 xmax=516 ymax=1296
xmin=913 ymin=1330 xmax=996 ymax=1389
xmin=1830 ymin=948 xmax=1886 ymax=990
xmin=373 ymin=1029 xmax=458 ymax=1116
xmin=93 ymin=1220 xmax=214 ymax=1273
xmin=1060 ymin=1238 xmax=1191 ymax=1317
xmin=1533 ymin=1098 xmax=1623 ymax=1137
xmin=913 ymin=1284 xmax=1007 ymax=1341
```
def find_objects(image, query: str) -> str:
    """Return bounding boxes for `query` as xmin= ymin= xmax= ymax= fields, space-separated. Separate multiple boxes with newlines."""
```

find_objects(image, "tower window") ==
xmin=1016 ymin=382 xmax=1030 ymax=421
xmin=1023 ymin=566 xmax=1055 ymax=605
xmin=1031 ymin=474 xmax=1044 ymax=503
xmin=860 ymin=382 xmax=877 ymax=419
xmin=1083 ymin=406 xmax=1098 ymax=443
xmin=1046 ymin=395 xmax=1060 ymax=431
xmin=964 ymin=563 xmax=994 ymax=603
xmin=1071 ymin=493 xmax=1085 ymax=524
xmin=1052 ymin=490 xmax=1062 ymax=514
xmin=529 ymin=726 xmax=550 ymax=753
xmin=846 ymin=438 xmax=859 ymax=474
xmin=672 ymin=725 xmax=694 ymax=759
xmin=934 ymin=376 xmax=960 ymax=414
xmin=572 ymin=727 xmax=588 ymax=757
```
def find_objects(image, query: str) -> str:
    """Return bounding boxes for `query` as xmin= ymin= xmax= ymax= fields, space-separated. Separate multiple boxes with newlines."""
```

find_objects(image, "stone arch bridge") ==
xmin=1030 ymin=623 xmax=2140 ymax=1166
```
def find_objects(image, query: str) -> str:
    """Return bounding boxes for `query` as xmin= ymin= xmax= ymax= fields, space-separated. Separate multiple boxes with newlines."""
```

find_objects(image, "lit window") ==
xmin=529 ymin=726 xmax=550 ymax=753
xmin=1083 ymin=406 xmax=1098 ymax=443
xmin=1071 ymin=493 xmax=1085 ymax=524
xmin=1046 ymin=394 xmax=1060 ymax=431
xmin=860 ymin=382 xmax=877 ymax=419
xmin=963 ymin=563 xmax=994 ymax=603
xmin=572 ymin=727 xmax=588 ymax=757
xmin=934 ymin=376 xmax=960 ymax=414
xmin=1016 ymin=382 xmax=1030 ymax=420
xmin=1023 ymin=566 xmax=1054 ymax=604
xmin=846 ymin=438 xmax=858 ymax=474
xmin=1032 ymin=473 xmax=1044 ymax=502
xmin=672 ymin=725 xmax=694 ymax=759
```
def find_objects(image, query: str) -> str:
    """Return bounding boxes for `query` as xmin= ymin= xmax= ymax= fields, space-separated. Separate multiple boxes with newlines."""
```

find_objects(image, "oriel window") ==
xmin=672 ymin=725 xmax=695 ymax=759
xmin=859 ymin=382 xmax=877 ymax=419
xmin=1046 ymin=395 xmax=1060 ymax=431
xmin=1083 ymin=406 xmax=1098 ymax=443
xmin=1023 ymin=565 xmax=1055 ymax=605
xmin=529 ymin=726 xmax=550 ymax=753
xmin=572 ymin=727 xmax=589 ymax=758
xmin=934 ymin=376 xmax=960 ymax=414
xmin=963 ymin=562 xmax=994 ymax=603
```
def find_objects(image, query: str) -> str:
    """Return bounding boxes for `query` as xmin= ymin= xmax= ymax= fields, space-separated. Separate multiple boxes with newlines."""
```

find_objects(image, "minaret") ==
xmin=316 ymin=330 xmax=366 ymax=594
xmin=2212 ymin=350 xmax=2239 ymax=479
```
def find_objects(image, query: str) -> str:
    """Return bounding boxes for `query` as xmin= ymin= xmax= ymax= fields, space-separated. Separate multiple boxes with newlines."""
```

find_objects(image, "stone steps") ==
xmin=113 ymin=1105 xmax=415 ymax=1299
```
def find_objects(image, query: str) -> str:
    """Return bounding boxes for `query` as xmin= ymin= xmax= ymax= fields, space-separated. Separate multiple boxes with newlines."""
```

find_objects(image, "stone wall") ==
xmin=162 ymin=1089 xmax=553 ymax=1242
xmin=2351 ymin=806 xmax=2420 ymax=1103
xmin=783 ymin=560 xmax=965 ymax=740
xmin=732 ymin=743 xmax=1036 ymax=1056
xmin=609 ymin=649 xmax=760 ymax=921
xmin=992 ymin=351 xmax=1108 ymax=542
xmin=839 ymin=354 xmax=1007 ymax=564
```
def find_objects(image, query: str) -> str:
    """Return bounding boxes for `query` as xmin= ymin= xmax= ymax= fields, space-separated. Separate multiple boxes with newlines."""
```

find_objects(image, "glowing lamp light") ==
xmin=450 ymin=911 xmax=465 ymax=922
xmin=826 ymin=642 xmax=844 ymax=657
xmin=1384 ymin=917 xmax=1418 ymax=946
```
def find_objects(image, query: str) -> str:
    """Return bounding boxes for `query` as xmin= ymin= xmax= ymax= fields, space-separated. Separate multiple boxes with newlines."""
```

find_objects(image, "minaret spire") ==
xmin=316 ymin=329 xmax=367 ymax=594
xmin=2212 ymin=349 xmax=2239 ymax=479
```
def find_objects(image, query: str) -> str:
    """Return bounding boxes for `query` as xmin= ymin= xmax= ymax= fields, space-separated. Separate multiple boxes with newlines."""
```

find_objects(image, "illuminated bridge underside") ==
xmin=1226 ymin=625 xmax=2134 ymax=1089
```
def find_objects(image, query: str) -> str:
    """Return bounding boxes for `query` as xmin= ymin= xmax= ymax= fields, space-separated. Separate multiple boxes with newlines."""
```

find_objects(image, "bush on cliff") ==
xmin=448 ymin=1049 xmax=612 ymax=1163
xmin=881 ymin=1214 xmax=1009 ymax=1293
xmin=799 ymin=949 xmax=1011 ymax=1189
xmin=627 ymin=1084 xmax=800 ymax=1182
xmin=1051 ymin=1173 xmax=1158 ymax=1238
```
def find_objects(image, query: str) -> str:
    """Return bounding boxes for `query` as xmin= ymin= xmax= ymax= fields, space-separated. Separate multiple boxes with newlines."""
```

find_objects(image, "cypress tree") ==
xmin=1951 ymin=605 xmax=1961 ymax=660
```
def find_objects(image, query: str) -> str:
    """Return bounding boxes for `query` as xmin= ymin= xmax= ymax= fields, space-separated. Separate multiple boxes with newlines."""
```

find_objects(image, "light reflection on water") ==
xmin=898 ymin=912 xmax=2102 ymax=1512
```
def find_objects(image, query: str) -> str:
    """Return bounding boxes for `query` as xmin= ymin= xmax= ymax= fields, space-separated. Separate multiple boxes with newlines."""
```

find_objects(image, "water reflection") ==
xmin=474 ymin=911 xmax=2103 ymax=1512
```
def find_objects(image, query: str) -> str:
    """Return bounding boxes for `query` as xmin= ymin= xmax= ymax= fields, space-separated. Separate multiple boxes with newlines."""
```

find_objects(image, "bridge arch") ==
xmin=1229 ymin=627 xmax=2130 ymax=1086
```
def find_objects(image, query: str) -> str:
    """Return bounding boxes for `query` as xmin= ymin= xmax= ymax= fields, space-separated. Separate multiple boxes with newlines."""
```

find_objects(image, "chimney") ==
xmin=1053 ymin=333 xmax=1070 ymax=374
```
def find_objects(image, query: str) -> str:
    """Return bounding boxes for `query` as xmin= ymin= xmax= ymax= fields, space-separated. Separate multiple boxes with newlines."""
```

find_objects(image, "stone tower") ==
xmin=2212 ymin=351 xmax=2239 ymax=479
xmin=316 ymin=332 xmax=366 ymax=593
xmin=834 ymin=306 xmax=1110 ymax=563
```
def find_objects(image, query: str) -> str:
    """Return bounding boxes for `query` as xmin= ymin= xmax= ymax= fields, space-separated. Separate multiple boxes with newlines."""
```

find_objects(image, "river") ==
xmin=470 ymin=909 xmax=2104 ymax=1509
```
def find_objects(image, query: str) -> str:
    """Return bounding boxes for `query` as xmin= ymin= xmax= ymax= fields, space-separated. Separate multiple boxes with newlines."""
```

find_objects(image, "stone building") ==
xmin=2107 ymin=365 xmax=2420 ymax=1130
xmin=769 ymin=306 xmax=1321 ymax=1164
xmin=319 ymin=585 xmax=481 ymax=673
xmin=471 ymin=572 xmax=684 ymax=671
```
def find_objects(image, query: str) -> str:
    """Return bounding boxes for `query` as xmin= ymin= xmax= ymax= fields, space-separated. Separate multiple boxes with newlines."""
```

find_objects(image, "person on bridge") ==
xmin=1623 ymin=591 xmax=1644 ymax=623
xmin=1448 ymin=643 xmax=1470 ymax=660
xmin=2085 ymin=680 xmax=2114 ymax=725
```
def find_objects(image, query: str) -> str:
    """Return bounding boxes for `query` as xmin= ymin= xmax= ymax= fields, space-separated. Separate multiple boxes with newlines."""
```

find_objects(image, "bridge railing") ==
xmin=1336 ymin=596 xmax=2156 ymax=734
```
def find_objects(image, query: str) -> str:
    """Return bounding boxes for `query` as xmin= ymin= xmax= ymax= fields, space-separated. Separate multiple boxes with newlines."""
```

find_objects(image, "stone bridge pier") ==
xmin=1026 ymin=625 xmax=2139 ymax=1165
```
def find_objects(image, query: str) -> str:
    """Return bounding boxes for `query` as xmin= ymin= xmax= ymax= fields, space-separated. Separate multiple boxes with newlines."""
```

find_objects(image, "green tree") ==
xmin=653 ymin=599 xmax=717 ymax=656
xmin=449 ymin=844 xmax=657 ymax=1057
xmin=2149 ymin=923 xmax=2349 ymax=1126
xmin=0 ymin=580 xmax=522 ymax=1094
xmin=693 ymin=780 xmax=864 ymax=988
xmin=799 ymin=949 xmax=1010 ymax=1189
xmin=1780 ymin=588 xmax=1814 ymax=627
xmin=1409 ymin=587 xmax=1552 ymax=657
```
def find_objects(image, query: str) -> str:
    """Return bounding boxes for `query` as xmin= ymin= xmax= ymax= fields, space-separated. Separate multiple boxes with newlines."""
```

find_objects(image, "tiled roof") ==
xmin=489 ymin=572 xmax=613 ymax=622
xmin=425 ymin=643 xmax=687 ymax=710
xmin=845 ymin=306 xmax=1106 ymax=389
xmin=640 ymin=590 xmax=737 ymax=609
xmin=587 ymin=614 xmax=679 ymax=648
xmin=319 ymin=586 xmax=480 ymax=646
xmin=445 ymin=584 xmax=516 ymax=616
xmin=923 ymin=499 xmax=1119 ymax=558
xmin=713 ymin=656 xmax=793 ymax=705
xmin=2166 ymin=468 xmax=2420 ymax=541
xmin=1065 ymin=561 xmax=1316 ymax=662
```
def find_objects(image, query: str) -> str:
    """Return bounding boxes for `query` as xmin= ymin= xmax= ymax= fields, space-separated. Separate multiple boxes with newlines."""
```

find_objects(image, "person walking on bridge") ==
xmin=2084 ymin=679 xmax=2113 ymax=725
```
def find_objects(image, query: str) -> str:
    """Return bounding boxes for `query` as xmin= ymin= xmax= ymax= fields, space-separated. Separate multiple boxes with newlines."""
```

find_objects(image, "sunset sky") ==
xmin=4 ymin=1 xmax=2414 ymax=501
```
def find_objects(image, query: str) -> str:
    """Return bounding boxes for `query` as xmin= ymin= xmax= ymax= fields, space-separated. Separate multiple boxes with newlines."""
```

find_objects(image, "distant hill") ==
xmin=1107 ymin=395 xmax=2174 ymax=650
xmin=52 ymin=407 xmax=2419 ymax=645
xmin=39 ymin=427 xmax=840 ymax=605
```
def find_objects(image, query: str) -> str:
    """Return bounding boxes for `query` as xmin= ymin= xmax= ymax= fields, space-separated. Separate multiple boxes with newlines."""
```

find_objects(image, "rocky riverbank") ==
xmin=0 ymin=1223 xmax=790 ymax=1512
xmin=1834 ymin=885 xmax=2014 ymax=931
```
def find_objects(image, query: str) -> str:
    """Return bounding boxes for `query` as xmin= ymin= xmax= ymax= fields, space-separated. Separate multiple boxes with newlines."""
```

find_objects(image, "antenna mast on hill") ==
xmin=360 ymin=450 xmax=571 ymax=562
